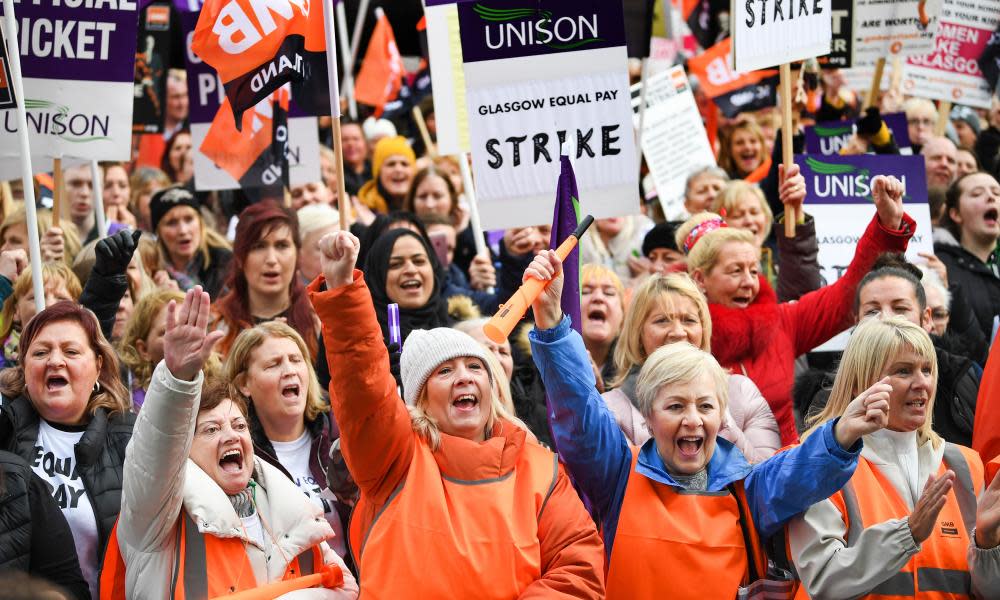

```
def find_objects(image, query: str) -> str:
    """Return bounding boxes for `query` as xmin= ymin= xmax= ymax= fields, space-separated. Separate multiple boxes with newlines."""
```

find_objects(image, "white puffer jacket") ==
xmin=118 ymin=361 xmax=358 ymax=599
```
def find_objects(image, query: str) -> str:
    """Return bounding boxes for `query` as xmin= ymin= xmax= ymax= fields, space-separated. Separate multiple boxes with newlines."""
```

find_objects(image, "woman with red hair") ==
xmin=214 ymin=202 xmax=319 ymax=359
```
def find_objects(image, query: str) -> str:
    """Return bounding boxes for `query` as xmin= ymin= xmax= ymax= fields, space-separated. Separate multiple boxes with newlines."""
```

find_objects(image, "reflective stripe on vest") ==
xmin=605 ymin=447 xmax=766 ymax=600
xmin=354 ymin=433 xmax=559 ymax=598
xmin=171 ymin=512 xmax=319 ymax=600
xmin=836 ymin=442 xmax=983 ymax=598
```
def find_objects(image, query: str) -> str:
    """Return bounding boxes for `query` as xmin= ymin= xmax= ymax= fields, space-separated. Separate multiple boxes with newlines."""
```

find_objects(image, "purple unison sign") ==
xmin=804 ymin=112 xmax=913 ymax=156
xmin=0 ymin=0 xmax=139 ymax=171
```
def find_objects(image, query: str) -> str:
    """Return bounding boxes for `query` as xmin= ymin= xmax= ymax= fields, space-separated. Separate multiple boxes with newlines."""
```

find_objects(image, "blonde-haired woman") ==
xmin=580 ymin=263 xmax=626 ymax=388
xmin=0 ymin=262 xmax=81 ymax=368
xmin=718 ymin=119 xmax=770 ymax=182
xmin=711 ymin=171 xmax=823 ymax=302
xmin=308 ymin=230 xmax=604 ymax=597
xmin=224 ymin=320 xmax=349 ymax=557
xmin=0 ymin=206 xmax=81 ymax=266
xmin=675 ymin=175 xmax=913 ymax=444
xmin=789 ymin=317 xmax=1000 ymax=599
xmin=603 ymin=273 xmax=780 ymax=461
xmin=149 ymin=186 xmax=232 ymax=297
xmin=527 ymin=249 xmax=890 ymax=598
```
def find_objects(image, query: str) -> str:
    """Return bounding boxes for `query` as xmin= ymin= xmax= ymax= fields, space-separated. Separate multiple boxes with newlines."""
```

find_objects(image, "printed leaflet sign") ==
xmin=731 ymin=0 xmax=832 ymax=72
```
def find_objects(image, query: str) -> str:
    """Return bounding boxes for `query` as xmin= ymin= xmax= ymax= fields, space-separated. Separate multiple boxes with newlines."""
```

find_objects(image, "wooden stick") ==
xmin=863 ymin=57 xmax=886 ymax=111
xmin=331 ymin=118 xmax=350 ymax=231
xmin=779 ymin=63 xmax=796 ymax=238
xmin=935 ymin=101 xmax=952 ymax=137
xmin=52 ymin=157 xmax=63 ymax=222
xmin=412 ymin=106 xmax=437 ymax=159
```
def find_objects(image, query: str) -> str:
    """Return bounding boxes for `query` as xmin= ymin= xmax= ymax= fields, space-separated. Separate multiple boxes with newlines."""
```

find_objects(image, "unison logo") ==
xmin=806 ymin=157 xmax=909 ymax=200
xmin=2 ymin=99 xmax=111 ymax=142
xmin=475 ymin=4 xmax=603 ymax=51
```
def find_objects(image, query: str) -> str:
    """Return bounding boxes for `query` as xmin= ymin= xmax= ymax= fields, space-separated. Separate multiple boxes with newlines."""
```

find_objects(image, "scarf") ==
xmin=364 ymin=228 xmax=450 ymax=345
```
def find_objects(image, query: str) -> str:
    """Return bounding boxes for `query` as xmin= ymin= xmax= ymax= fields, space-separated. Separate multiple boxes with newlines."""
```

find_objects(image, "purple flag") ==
xmin=550 ymin=156 xmax=582 ymax=334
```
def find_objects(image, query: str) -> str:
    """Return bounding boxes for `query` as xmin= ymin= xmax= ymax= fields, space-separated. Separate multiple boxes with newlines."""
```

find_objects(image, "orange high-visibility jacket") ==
xmin=605 ymin=448 xmax=766 ymax=599
xmin=794 ymin=443 xmax=982 ymax=599
xmin=100 ymin=513 xmax=327 ymax=599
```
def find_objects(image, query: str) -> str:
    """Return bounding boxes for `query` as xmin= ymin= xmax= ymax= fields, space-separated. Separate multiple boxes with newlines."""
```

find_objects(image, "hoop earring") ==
xmin=93 ymin=381 xmax=101 ymax=393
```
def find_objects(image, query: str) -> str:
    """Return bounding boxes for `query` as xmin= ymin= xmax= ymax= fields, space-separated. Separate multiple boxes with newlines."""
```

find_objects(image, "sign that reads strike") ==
xmin=731 ymin=0 xmax=832 ymax=72
xmin=0 ymin=0 xmax=139 ymax=166
xmin=902 ymin=0 xmax=999 ymax=109
xmin=458 ymin=0 xmax=638 ymax=230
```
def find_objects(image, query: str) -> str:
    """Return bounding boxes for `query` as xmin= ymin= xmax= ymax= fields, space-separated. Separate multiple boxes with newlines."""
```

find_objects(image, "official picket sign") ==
xmin=631 ymin=66 xmax=716 ymax=220
xmin=823 ymin=0 xmax=853 ymax=68
xmin=852 ymin=0 xmax=943 ymax=68
xmin=901 ymin=0 xmax=999 ymax=109
xmin=182 ymin=9 xmax=320 ymax=191
xmin=795 ymin=153 xmax=934 ymax=351
xmin=731 ymin=0 xmax=832 ymax=72
xmin=804 ymin=112 xmax=913 ymax=155
xmin=686 ymin=38 xmax=778 ymax=118
xmin=0 ymin=0 xmax=139 ymax=169
xmin=457 ymin=0 xmax=637 ymax=230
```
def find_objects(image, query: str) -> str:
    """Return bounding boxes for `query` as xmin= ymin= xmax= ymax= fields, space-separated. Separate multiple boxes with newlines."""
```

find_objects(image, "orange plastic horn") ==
xmin=483 ymin=215 xmax=594 ymax=344
xmin=215 ymin=566 xmax=344 ymax=599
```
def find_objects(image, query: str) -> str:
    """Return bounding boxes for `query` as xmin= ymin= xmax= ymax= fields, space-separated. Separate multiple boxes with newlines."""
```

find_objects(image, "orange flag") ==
xmin=354 ymin=8 xmax=404 ymax=116
xmin=200 ymin=88 xmax=289 ymax=190
xmin=973 ymin=338 xmax=1000 ymax=465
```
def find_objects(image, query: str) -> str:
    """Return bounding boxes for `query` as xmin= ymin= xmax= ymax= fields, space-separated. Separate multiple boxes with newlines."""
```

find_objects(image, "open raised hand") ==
xmin=975 ymin=467 xmax=1000 ymax=549
xmin=834 ymin=377 xmax=891 ymax=450
xmin=872 ymin=175 xmax=904 ymax=230
xmin=909 ymin=471 xmax=955 ymax=544
xmin=319 ymin=230 xmax=360 ymax=289
xmin=163 ymin=286 xmax=224 ymax=381
xmin=525 ymin=250 xmax=563 ymax=331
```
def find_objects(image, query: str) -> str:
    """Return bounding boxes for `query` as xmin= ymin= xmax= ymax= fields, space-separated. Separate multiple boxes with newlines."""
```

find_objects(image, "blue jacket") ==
xmin=530 ymin=316 xmax=862 ymax=556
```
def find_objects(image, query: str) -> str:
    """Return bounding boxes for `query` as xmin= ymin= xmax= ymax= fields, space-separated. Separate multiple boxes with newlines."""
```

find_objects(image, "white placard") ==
xmin=852 ymin=0 xmax=944 ymax=67
xmin=731 ymin=0 xmax=832 ymax=72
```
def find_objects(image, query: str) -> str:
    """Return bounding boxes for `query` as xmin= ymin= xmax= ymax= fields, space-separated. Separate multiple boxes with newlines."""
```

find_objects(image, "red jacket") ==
xmin=308 ymin=272 xmax=605 ymax=598
xmin=709 ymin=214 xmax=915 ymax=444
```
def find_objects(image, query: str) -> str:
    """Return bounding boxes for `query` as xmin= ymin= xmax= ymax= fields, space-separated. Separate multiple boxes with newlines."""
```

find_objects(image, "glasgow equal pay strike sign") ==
xmin=0 ymin=0 xmax=139 ymax=169
xmin=457 ymin=0 xmax=638 ymax=230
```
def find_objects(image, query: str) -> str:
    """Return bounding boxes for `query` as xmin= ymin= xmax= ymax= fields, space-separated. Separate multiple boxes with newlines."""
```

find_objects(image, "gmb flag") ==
xmin=191 ymin=0 xmax=330 ymax=129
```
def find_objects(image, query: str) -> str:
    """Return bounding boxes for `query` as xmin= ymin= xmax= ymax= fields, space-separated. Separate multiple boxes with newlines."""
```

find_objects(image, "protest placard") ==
xmin=804 ymin=112 xmax=913 ymax=155
xmin=181 ymin=9 xmax=320 ymax=191
xmin=795 ymin=153 xmax=934 ymax=350
xmin=0 ymin=19 xmax=13 ymax=110
xmin=0 ymin=0 xmax=139 ymax=170
xmin=901 ymin=0 xmax=999 ymax=109
xmin=686 ymin=38 xmax=779 ymax=118
xmin=981 ymin=22 xmax=1000 ymax=94
xmin=631 ymin=66 xmax=716 ymax=220
xmin=852 ymin=0 xmax=943 ymax=68
xmin=824 ymin=0 xmax=853 ymax=68
xmin=457 ymin=1 xmax=638 ymax=230
xmin=731 ymin=0 xmax=831 ymax=72
xmin=423 ymin=0 xmax=470 ymax=156
xmin=132 ymin=2 xmax=173 ymax=134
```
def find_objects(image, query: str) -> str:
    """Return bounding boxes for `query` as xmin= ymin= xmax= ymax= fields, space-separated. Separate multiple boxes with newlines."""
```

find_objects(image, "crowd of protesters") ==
xmin=0 ymin=58 xmax=999 ymax=599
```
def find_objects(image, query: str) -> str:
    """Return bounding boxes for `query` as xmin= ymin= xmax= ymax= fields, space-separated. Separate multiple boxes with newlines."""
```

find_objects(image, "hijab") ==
xmin=364 ymin=228 xmax=450 ymax=345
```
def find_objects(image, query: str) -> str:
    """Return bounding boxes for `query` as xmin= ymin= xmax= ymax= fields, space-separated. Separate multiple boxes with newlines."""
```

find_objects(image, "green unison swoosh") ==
xmin=805 ymin=156 xmax=856 ymax=175
xmin=813 ymin=124 xmax=852 ymax=137
xmin=473 ymin=4 xmax=552 ymax=22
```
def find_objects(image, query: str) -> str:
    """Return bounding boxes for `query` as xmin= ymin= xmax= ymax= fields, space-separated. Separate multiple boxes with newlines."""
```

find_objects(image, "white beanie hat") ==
xmin=401 ymin=328 xmax=492 ymax=406
xmin=362 ymin=117 xmax=398 ymax=142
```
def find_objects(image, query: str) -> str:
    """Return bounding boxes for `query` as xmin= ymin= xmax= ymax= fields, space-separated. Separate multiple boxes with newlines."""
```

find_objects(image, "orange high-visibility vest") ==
xmin=99 ymin=512 xmax=324 ymax=599
xmin=744 ymin=155 xmax=773 ymax=184
xmin=353 ymin=433 xmax=559 ymax=599
xmin=605 ymin=448 xmax=766 ymax=599
xmin=794 ymin=443 xmax=982 ymax=599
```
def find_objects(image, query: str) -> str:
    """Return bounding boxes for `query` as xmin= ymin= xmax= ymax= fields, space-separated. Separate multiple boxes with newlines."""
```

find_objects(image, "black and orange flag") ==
xmin=191 ymin=0 xmax=329 ymax=129
xmin=200 ymin=88 xmax=289 ymax=195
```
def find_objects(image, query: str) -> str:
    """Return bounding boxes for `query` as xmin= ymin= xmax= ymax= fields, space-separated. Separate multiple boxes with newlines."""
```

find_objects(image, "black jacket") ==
xmin=0 ymin=396 xmax=135 ymax=571
xmin=0 ymin=450 xmax=90 ymax=599
xmin=199 ymin=246 xmax=234 ymax=300
xmin=935 ymin=241 xmax=1000 ymax=348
